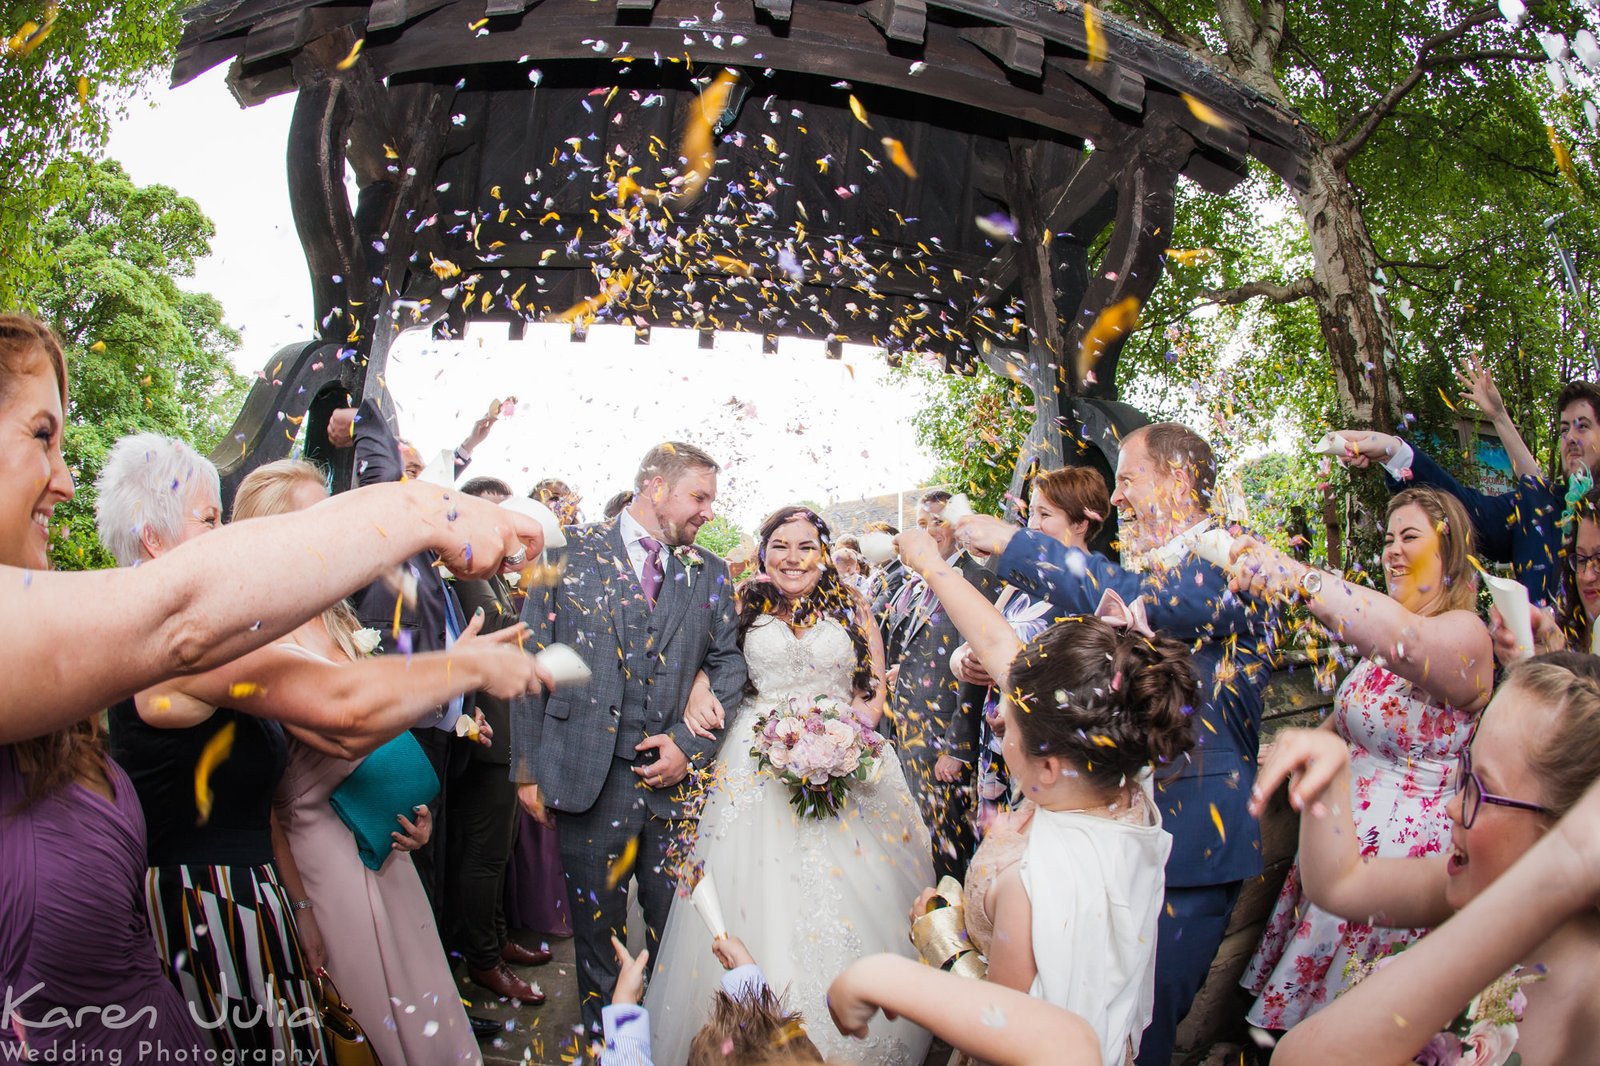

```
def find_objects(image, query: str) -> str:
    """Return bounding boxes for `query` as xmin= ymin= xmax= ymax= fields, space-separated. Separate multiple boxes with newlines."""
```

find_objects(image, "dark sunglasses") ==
xmin=1453 ymin=742 xmax=1552 ymax=829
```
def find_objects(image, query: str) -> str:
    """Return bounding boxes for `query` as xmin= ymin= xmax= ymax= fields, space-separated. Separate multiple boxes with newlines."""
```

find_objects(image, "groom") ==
xmin=510 ymin=442 xmax=746 ymax=1034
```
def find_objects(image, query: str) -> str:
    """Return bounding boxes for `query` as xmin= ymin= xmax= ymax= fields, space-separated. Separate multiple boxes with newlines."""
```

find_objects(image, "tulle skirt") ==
xmin=644 ymin=704 xmax=936 ymax=1066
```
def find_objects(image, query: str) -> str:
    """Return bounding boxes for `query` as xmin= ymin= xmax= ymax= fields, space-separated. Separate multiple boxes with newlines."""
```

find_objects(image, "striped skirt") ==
xmin=145 ymin=862 xmax=329 ymax=1062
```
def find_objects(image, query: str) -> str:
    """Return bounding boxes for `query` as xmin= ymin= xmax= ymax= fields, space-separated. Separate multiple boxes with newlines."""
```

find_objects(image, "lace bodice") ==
xmin=744 ymin=615 xmax=858 ymax=704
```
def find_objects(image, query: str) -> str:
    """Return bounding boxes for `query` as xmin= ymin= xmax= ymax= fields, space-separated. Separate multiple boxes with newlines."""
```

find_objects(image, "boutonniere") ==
xmin=674 ymin=545 xmax=705 ymax=579
xmin=352 ymin=627 xmax=383 ymax=656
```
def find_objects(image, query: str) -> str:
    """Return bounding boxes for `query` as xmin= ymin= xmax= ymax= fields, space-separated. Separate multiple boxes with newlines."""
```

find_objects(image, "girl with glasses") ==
xmin=1256 ymin=654 xmax=1600 ymax=1066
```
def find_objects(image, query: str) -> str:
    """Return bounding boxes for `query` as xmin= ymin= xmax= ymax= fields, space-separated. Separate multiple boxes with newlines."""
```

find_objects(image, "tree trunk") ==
xmin=1290 ymin=144 xmax=1406 ymax=431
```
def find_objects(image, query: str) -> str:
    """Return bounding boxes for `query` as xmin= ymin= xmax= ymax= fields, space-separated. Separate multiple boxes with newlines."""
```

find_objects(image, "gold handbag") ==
xmin=315 ymin=968 xmax=384 ymax=1066
xmin=910 ymin=876 xmax=988 ymax=980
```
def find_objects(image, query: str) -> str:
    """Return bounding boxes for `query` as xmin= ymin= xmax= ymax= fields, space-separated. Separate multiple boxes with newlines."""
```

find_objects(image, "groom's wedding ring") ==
xmin=505 ymin=546 xmax=528 ymax=567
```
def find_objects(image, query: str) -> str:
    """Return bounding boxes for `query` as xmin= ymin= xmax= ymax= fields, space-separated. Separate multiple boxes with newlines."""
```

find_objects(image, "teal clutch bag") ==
xmin=329 ymin=732 xmax=440 ymax=871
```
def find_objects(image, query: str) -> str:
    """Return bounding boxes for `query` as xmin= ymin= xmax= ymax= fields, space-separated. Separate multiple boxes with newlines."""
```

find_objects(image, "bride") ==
xmin=643 ymin=506 xmax=935 ymax=1065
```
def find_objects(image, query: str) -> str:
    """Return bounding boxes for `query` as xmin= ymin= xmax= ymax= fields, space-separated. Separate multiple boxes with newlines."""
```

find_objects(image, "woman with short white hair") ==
xmin=93 ymin=432 xmax=223 ymax=566
xmin=96 ymin=434 xmax=329 ymax=1060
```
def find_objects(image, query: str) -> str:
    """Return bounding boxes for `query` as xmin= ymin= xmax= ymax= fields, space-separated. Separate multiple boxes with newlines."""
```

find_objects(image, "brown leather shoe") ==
xmin=469 ymin=962 xmax=545 ymax=1004
xmin=501 ymin=940 xmax=553 ymax=967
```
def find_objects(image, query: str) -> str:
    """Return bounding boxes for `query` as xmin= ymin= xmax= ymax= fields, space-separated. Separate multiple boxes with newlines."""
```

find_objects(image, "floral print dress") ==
xmin=1241 ymin=658 xmax=1474 ymax=1031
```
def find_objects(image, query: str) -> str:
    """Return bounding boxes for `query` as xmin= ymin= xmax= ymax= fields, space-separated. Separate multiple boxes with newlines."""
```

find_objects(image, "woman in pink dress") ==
xmin=1233 ymin=487 xmax=1494 ymax=1031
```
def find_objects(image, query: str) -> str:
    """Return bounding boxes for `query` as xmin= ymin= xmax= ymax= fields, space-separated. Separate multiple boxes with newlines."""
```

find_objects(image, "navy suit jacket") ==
xmin=996 ymin=529 xmax=1277 ymax=888
xmin=348 ymin=395 xmax=468 ymax=659
xmin=1385 ymin=445 xmax=1563 ymax=605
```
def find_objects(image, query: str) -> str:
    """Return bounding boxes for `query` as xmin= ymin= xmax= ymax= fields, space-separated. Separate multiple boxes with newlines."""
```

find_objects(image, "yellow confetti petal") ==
xmin=1209 ymin=802 xmax=1226 ymax=843
xmin=848 ymin=93 xmax=872 ymax=129
xmin=194 ymin=721 xmax=237 ymax=827
xmin=335 ymin=37 xmax=364 ymax=70
xmin=606 ymin=837 xmax=639 ymax=890
xmin=881 ymin=137 xmax=918 ymax=179
xmin=548 ymin=268 xmax=635 ymax=324
xmin=1084 ymin=4 xmax=1107 ymax=69
xmin=76 ymin=75 xmax=89 ymax=107
xmin=89 ymin=340 xmax=106 ymax=353
xmin=229 ymin=682 xmax=265 ymax=700
xmin=1076 ymin=296 xmax=1140 ymax=385
xmin=1437 ymin=386 xmax=1456 ymax=412
xmin=429 ymin=255 xmax=461 ymax=280
xmin=1548 ymin=125 xmax=1580 ymax=188
xmin=712 ymin=255 xmax=754 ymax=277
xmin=1164 ymin=248 xmax=1215 ymax=267
xmin=1181 ymin=92 xmax=1234 ymax=131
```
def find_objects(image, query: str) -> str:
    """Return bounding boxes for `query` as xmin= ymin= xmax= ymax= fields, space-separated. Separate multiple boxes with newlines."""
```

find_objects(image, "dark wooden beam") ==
xmin=960 ymin=25 xmax=1046 ymax=78
xmin=860 ymin=0 xmax=927 ymax=44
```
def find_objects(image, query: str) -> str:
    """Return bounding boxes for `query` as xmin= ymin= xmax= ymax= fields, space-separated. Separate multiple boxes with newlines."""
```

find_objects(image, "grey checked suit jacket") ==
xmin=509 ymin=518 xmax=747 ymax=819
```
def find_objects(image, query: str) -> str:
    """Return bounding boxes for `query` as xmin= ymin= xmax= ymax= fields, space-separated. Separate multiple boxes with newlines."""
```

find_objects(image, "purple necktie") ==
xmin=640 ymin=536 xmax=664 ymax=607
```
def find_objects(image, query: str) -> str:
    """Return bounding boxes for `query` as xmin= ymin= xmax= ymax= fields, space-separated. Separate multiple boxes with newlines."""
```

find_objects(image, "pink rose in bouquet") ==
xmin=750 ymin=694 xmax=885 ymax=818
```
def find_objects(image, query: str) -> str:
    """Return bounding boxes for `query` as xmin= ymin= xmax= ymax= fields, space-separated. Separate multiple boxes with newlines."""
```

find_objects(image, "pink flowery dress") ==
xmin=1241 ymin=658 xmax=1475 ymax=1030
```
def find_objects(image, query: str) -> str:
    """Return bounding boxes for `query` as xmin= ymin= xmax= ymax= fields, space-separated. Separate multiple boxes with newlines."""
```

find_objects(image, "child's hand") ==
xmin=711 ymin=934 xmax=755 ymax=970
xmin=1249 ymin=728 xmax=1351 ymax=817
xmin=610 ymin=936 xmax=650 ymax=1005
xmin=827 ymin=956 xmax=896 ymax=1038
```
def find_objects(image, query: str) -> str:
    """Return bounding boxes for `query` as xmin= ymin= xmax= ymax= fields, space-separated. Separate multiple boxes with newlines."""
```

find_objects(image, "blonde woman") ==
xmin=1230 ymin=486 xmax=1494 ymax=1032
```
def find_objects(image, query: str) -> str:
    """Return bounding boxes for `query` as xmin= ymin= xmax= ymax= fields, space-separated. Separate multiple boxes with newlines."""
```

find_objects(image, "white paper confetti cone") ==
xmin=691 ymin=873 xmax=729 ymax=941
xmin=535 ymin=644 xmax=592 ymax=687
xmin=1484 ymin=573 xmax=1535 ymax=658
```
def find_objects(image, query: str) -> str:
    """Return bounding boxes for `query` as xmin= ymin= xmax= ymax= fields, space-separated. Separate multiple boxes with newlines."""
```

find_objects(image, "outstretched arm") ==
xmin=829 ymin=955 xmax=1102 ymax=1066
xmin=1229 ymin=537 xmax=1493 ymax=711
xmin=1250 ymin=728 xmax=1453 ymax=930
xmin=1460 ymin=357 xmax=1541 ymax=481
xmin=895 ymin=529 xmax=1021 ymax=686
xmin=1274 ymin=776 xmax=1600 ymax=1066
xmin=2 ymin=480 xmax=540 ymax=744
xmin=142 ymin=623 xmax=540 ymax=759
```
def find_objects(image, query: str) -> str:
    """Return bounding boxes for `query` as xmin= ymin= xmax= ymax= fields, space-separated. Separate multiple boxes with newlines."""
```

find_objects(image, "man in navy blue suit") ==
xmin=1334 ymin=379 xmax=1600 ymax=607
xmin=956 ymin=423 xmax=1278 ymax=1066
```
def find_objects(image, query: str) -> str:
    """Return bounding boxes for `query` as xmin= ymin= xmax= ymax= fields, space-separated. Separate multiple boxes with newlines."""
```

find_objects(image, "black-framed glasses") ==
xmin=1453 ymin=744 xmax=1552 ymax=829
xmin=1574 ymin=550 xmax=1600 ymax=576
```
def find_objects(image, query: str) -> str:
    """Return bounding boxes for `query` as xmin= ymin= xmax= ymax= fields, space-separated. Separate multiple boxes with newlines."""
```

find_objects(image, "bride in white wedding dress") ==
xmin=644 ymin=506 xmax=934 ymax=1066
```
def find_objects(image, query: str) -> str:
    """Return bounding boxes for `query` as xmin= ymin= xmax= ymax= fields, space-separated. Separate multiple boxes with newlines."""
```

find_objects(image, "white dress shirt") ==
xmin=618 ymin=508 xmax=660 ymax=585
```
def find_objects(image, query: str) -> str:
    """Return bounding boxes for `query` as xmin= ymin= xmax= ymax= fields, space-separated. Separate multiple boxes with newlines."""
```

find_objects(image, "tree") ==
xmin=695 ymin=514 xmax=747 ymax=557
xmin=1104 ymin=0 xmax=1596 ymax=442
xmin=0 ymin=1 xmax=183 ymax=307
xmin=893 ymin=359 xmax=1034 ymax=516
xmin=28 ymin=159 xmax=247 ymax=569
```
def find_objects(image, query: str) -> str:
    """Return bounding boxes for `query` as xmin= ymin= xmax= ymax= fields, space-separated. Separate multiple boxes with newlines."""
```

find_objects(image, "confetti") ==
xmin=881 ymin=137 xmax=918 ymax=179
xmin=228 ymin=682 xmax=265 ymax=699
xmin=1076 ymin=296 xmax=1140 ymax=385
xmin=1181 ymin=92 xmax=1234 ymax=131
xmin=642 ymin=69 xmax=741 ymax=208
xmin=606 ymin=837 xmax=639 ymax=890
xmin=1084 ymin=4 xmax=1107 ymax=69
xmin=194 ymin=721 xmax=237 ymax=827
xmin=1209 ymin=802 xmax=1226 ymax=842
xmin=335 ymin=37 xmax=364 ymax=70
xmin=1164 ymin=248 xmax=1215 ymax=266
xmin=847 ymin=93 xmax=872 ymax=129
xmin=1548 ymin=125 xmax=1581 ymax=188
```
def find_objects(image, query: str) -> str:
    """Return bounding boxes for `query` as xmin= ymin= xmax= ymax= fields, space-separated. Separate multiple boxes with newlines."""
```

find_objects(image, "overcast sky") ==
xmin=104 ymin=65 xmax=935 ymax=529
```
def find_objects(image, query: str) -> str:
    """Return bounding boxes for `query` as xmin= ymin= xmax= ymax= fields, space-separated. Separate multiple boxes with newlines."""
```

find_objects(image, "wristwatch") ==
xmin=1298 ymin=569 xmax=1324 ymax=599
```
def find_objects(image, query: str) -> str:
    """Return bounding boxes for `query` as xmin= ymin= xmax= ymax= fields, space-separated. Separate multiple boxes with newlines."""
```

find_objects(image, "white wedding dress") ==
xmin=644 ymin=615 xmax=935 ymax=1065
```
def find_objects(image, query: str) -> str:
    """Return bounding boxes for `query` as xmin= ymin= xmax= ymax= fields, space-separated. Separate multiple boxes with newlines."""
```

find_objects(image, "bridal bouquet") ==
xmin=750 ymin=694 xmax=885 ymax=819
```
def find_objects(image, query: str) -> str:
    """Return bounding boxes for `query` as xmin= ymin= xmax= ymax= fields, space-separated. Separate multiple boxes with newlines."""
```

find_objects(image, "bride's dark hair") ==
xmin=736 ymin=506 xmax=875 ymax=698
